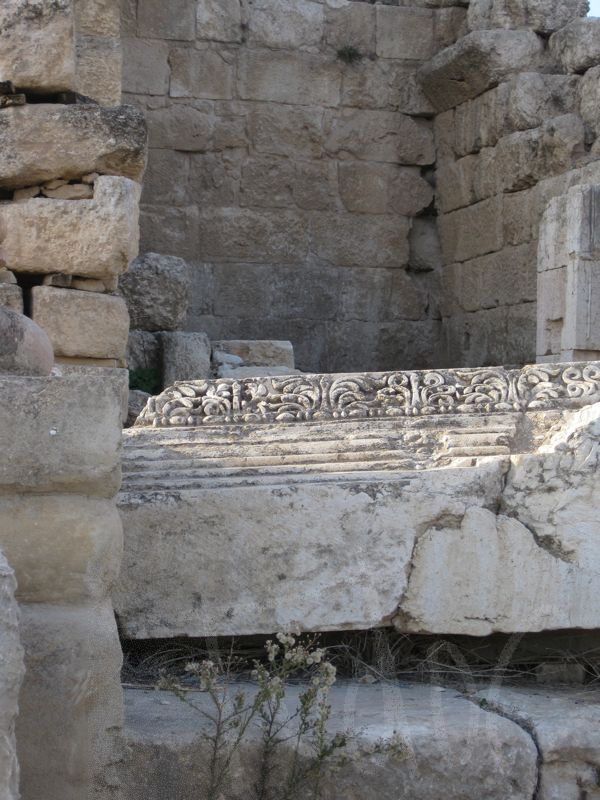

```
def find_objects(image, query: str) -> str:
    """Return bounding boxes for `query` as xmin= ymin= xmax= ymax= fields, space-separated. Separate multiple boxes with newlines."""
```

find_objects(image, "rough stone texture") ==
xmin=0 ymin=550 xmax=24 ymax=800
xmin=0 ymin=307 xmax=54 ymax=377
xmin=160 ymin=331 xmax=212 ymax=385
xmin=474 ymin=686 xmax=600 ymax=800
xmin=31 ymin=286 xmax=129 ymax=360
xmin=0 ymin=177 xmax=141 ymax=281
xmin=550 ymin=18 xmax=600 ymax=74
xmin=0 ymin=372 xmax=123 ymax=496
xmin=127 ymin=389 xmax=151 ymax=427
xmin=418 ymin=30 xmax=545 ymax=113
xmin=76 ymin=33 xmax=122 ymax=105
xmin=126 ymin=330 xmax=160 ymax=372
xmin=212 ymin=339 xmax=295 ymax=369
xmin=0 ymin=104 xmax=146 ymax=190
xmin=468 ymin=0 xmax=588 ymax=35
xmin=119 ymin=684 xmax=537 ymax=800
xmin=0 ymin=0 xmax=75 ymax=92
xmin=0 ymin=285 xmax=23 ymax=314
xmin=119 ymin=252 xmax=190 ymax=332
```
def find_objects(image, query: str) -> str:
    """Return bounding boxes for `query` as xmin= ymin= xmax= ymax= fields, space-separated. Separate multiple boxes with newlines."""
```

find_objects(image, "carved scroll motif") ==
xmin=135 ymin=363 xmax=600 ymax=428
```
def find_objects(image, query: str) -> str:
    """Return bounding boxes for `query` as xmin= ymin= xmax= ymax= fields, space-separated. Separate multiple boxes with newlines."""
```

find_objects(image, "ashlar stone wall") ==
xmin=121 ymin=0 xmax=468 ymax=372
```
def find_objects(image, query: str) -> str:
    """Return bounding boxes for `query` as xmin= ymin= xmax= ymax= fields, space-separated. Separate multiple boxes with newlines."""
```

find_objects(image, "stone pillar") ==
xmin=537 ymin=183 xmax=600 ymax=363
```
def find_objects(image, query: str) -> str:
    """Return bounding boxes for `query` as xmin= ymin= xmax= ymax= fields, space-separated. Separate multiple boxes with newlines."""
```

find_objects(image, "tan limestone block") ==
xmin=0 ymin=0 xmax=75 ymax=92
xmin=121 ymin=37 xmax=170 ymax=95
xmin=169 ymin=47 xmax=234 ymax=100
xmin=338 ymin=163 xmax=433 ymax=216
xmin=0 ymin=307 xmax=54 ymax=376
xmin=31 ymin=286 xmax=129 ymax=360
xmin=0 ymin=285 xmax=23 ymax=314
xmin=246 ymin=0 xmax=324 ymax=50
xmin=76 ymin=34 xmax=122 ymax=106
xmin=196 ymin=0 xmax=243 ymax=43
xmin=376 ymin=6 xmax=435 ymax=60
xmin=0 ymin=176 xmax=141 ymax=281
xmin=238 ymin=50 xmax=341 ymax=107
xmin=74 ymin=0 xmax=120 ymax=37
xmin=41 ymin=183 xmax=94 ymax=200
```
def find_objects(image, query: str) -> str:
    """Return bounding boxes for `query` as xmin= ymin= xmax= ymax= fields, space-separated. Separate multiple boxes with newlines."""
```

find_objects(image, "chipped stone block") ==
xmin=0 ymin=104 xmax=146 ymax=190
xmin=75 ymin=33 xmax=122 ymax=106
xmin=550 ymin=18 xmax=600 ymax=73
xmin=468 ymin=0 xmax=588 ymax=35
xmin=0 ymin=176 xmax=141 ymax=280
xmin=0 ymin=550 xmax=23 ymax=800
xmin=31 ymin=286 xmax=129 ymax=360
xmin=196 ymin=0 xmax=242 ymax=43
xmin=376 ymin=6 xmax=436 ymax=60
xmin=0 ymin=372 xmax=123 ymax=495
xmin=0 ymin=495 xmax=122 ymax=603
xmin=212 ymin=340 xmax=295 ymax=369
xmin=160 ymin=332 xmax=211 ymax=385
xmin=119 ymin=252 xmax=190 ymax=332
xmin=417 ymin=30 xmax=545 ymax=112
xmin=0 ymin=285 xmax=23 ymax=314
xmin=0 ymin=0 xmax=75 ymax=92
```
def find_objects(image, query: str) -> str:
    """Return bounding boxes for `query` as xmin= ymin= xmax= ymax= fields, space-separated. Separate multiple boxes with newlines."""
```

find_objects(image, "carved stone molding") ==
xmin=135 ymin=362 xmax=600 ymax=428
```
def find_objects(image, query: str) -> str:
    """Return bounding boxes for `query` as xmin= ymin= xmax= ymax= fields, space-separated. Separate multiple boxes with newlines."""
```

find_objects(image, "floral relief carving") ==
xmin=135 ymin=363 xmax=600 ymax=428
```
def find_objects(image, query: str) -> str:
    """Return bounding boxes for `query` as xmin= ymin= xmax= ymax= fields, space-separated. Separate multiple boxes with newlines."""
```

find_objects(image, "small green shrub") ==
xmin=336 ymin=45 xmax=363 ymax=65
xmin=129 ymin=367 xmax=161 ymax=394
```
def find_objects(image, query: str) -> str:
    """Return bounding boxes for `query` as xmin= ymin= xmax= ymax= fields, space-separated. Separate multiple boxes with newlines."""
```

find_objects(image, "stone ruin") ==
xmin=2 ymin=1 xmax=600 ymax=799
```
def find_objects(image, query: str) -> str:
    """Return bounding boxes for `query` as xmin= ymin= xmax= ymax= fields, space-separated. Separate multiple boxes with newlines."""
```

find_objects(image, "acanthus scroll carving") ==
xmin=134 ymin=363 xmax=600 ymax=428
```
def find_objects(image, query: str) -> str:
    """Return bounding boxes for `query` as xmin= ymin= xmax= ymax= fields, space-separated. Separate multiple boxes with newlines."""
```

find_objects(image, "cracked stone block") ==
xmin=417 ymin=30 xmax=545 ymax=112
xmin=0 ymin=550 xmax=24 ymax=800
xmin=0 ymin=0 xmax=75 ymax=92
xmin=31 ymin=286 xmax=129 ymax=360
xmin=120 ymin=683 xmax=537 ymax=800
xmin=0 ymin=176 xmax=141 ymax=281
xmin=0 ymin=104 xmax=146 ymax=190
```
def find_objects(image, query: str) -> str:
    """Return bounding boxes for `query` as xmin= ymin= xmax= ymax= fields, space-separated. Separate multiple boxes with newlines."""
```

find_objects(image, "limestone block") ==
xmin=160 ymin=332 xmax=211 ymax=385
xmin=550 ymin=18 xmax=600 ymax=73
xmin=74 ymin=0 xmax=120 ymax=37
xmin=325 ymin=109 xmax=435 ymax=165
xmin=563 ymin=258 xmax=600 ymax=351
xmin=376 ymin=6 xmax=436 ymax=60
xmin=417 ymin=30 xmax=545 ymax=112
xmin=31 ymin=286 xmax=129 ymax=360
xmin=0 ymin=176 xmax=141 ymax=280
xmin=139 ymin=205 xmax=201 ymax=262
xmin=16 ymin=601 xmax=123 ymax=800
xmin=0 ymin=104 xmax=146 ymax=190
xmin=238 ymin=51 xmax=341 ymax=107
xmin=75 ymin=33 xmax=122 ymax=105
xmin=196 ymin=0 xmax=242 ymax=43
xmin=0 ymin=495 xmax=122 ymax=603
xmin=309 ymin=212 xmax=411 ymax=268
xmin=536 ymin=266 xmax=566 ymax=357
xmin=136 ymin=0 xmax=195 ymax=40
xmin=537 ymin=194 xmax=569 ymax=273
xmin=0 ymin=0 xmax=75 ymax=92
xmin=338 ymin=163 xmax=433 ymax=216
xmin=409 ymin=217 xmax=442 ymax=272
xmin=473 ymin=687 xmax=600 ymax=800
xmin=126 ymin=330 xmax=161 ymax=373
xmin=212 ymin=340 xmax=295 ymax=369
xmin=468 ymin=0 xmax=587 ymax=35
xmin=0 ymin=284 xmax=23 ymax=313
xmin=436 ymin=148 xmax=498 ymax=213
xmin=246 ymin=0 xmax=324 ymax=50
xmin=249 ymin=104 xmax=325 ymax=159
xmin=0 ymin=550 xmax=23 ymax=800
xmin=0 ymin=372 xmax=123 ymax=496
xmin=145 ymin=104 xmax=213 ymax=151
xmin=324 ymin=2 xmax=375 ymax=52
xmin=122 ymin=38 xmax=170 ymax=95
xmin=119 ymin=252 xmax=190 ymax=332
xmin=506 ymin=73 xmax=580 ymax=132
xmin=439 ymin=196 xmax=503 ymax=263
xmin=0 ymin=307 xmax=54 ymax=377
xmin=169 ymin=48 xmax=234 ymax=100
xmin=120 ymin=684 xmax=537 ymax=800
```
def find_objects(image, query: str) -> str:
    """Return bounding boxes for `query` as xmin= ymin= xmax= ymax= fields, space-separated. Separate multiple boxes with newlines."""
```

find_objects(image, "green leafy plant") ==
xmin=336 ymin=45 xmax=363 ymax=65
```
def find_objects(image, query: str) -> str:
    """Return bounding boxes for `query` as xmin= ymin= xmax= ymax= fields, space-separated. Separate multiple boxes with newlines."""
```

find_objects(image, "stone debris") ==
xmin=13 ymin=186 xmax=41 ymax=203
xmin=0 ymin=93 xmax=25 ymax=108
xmin=41 ymin=182 xmax=94 ymax=200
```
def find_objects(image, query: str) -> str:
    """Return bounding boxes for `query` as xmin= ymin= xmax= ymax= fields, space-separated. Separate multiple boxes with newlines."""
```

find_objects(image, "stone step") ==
xmin=119 ymin=682 xmax=600 ymax=800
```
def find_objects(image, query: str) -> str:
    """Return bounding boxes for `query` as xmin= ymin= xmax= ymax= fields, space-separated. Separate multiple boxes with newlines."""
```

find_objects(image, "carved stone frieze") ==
xmin=135 ymin=362 xmax=600 ymax=428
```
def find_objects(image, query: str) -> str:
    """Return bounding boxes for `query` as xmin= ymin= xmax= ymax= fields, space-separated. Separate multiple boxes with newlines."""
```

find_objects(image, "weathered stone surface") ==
xmin=246 ymin=0 xmax=324 ymax=50
xmin=119 ymin=252 xmax=190 ymax=332
xmin=75 ymin=33 xmax=122 ymax=106
xmin=196 ymin=0 xmax=242 ymax=43
xmin=137 ymin=0 xmax=195 ymax=40
xmin=0 ymin=0 xmax=75 ymax=92
xmin=169 ymin=47 xmax=234 ymax=100
xmin=238 ymin=50 xmax=341 ymax=107
xmin=0 ymin=307 xmax=54 ymax=377
xmin=127 ymin=389 xmax=151 ymax=427
xmin=121 ymin=37 xmax=170 ymax=95
xmin=475 ymin=686 xmax=600 ymax=800
xmin=0 ymin=284 xmax=23 ymax=314
xmin=550 ymin=18 xmax=600 ymax=73
xmin=120 ymin=684 xmax=537 ymax=800
xmin=217 ymin=365 xmax=302 ymax=379
xmin=74 ymin=0 xmax=120 ymax=37
xmin=338 ymin=163 xmax=433 ymax=215
xmin=468 ymin=0 xmax=588 ymax=35
xmin=16 ymin=601 xmax=123 ymax=800
xmin=409 ymin=217 xmax=442 ymax=272
xmin=439 ymin=196 xmax=503 ymax=263
xmin=376 ymin=6 xmax=435 ymax=60
xmin=126 ymin=330 xmax=160 ymax=373
xmin=579 ymin=65 xmax=600 ymax=138
xmin=0 ymin=104 xmax=146 ymax=190
xmin=0 ymin=372 xmax=123 ymax=496
xmin=31 ymin=286 xmax=129 ymax=360
xmin=417 ymin=30 xmax=545 ymax=112
xmin=0 ymin=550 xmax=23 ymax=800
xmin=160 ymin=331 xmax=211 ymax=385
xmin=0 ymin=177 xmax=141 ymax=280
xmin=212 ymin=340 xmax=295 ymax=369
xmin=0 ymin=495 xmax=122 ymax=603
